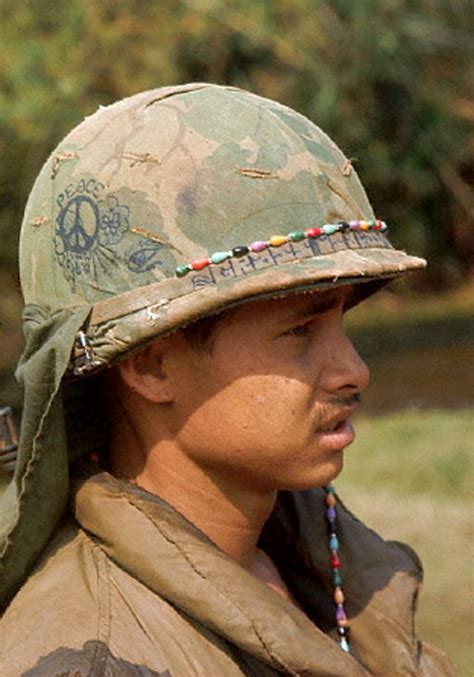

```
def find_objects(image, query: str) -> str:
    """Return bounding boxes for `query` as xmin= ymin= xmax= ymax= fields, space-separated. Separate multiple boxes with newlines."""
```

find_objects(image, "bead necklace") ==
xmin=324 ymin=484 xmax=351 ymax=653
xmin=175 ymin=219 xmax=388 ymax=277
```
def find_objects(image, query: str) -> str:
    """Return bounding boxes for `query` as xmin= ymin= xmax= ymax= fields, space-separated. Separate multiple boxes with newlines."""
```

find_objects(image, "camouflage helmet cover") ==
xmin=1 ymin=83 xmax=426 ymax=610
xmin=20 ymin=83 xmax=425 ymax=374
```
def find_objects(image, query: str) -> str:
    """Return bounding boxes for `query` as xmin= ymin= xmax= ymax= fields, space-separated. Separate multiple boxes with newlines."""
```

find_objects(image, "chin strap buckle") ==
xmin=71 ymin=330 xmax=102 ymax=377
xmin=0 ymin=406 xmax=18 ymax=477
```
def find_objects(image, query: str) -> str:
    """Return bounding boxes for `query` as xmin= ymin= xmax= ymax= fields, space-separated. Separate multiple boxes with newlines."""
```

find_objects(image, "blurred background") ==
xmin=0 ymin=1 xmax=473 ymax=673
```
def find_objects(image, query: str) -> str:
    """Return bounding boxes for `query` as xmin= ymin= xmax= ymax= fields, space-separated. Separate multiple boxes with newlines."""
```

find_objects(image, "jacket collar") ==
xmin=73 ymin=470 xmax=421 ymax=676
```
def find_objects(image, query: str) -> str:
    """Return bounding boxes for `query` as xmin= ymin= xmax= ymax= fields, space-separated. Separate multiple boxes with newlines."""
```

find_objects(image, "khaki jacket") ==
xmin=0 ymin=471 xmax=455 ymax=676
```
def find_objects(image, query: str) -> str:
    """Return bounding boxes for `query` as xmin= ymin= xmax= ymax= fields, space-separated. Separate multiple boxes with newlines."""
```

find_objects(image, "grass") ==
xmin=337 ymin=408 xmax=474 ymax=676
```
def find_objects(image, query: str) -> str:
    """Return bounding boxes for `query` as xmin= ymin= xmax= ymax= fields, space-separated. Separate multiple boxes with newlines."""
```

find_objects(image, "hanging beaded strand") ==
xmin=324 ymin=484 xmax=351 ymax=653
xmin=175 ymin=219 xmax=388 ymax=277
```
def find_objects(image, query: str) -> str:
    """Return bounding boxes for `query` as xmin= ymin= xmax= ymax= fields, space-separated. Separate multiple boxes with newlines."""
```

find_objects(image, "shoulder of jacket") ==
xmin=0 ymin=523 xmax=110 ymax=676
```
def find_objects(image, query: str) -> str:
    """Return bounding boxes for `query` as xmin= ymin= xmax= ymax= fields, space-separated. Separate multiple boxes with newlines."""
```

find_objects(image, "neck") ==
xmin=110 ymin=438 xmax=276 ymax=567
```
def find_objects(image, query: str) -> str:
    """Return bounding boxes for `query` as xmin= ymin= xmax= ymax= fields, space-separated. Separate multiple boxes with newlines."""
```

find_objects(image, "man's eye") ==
xmin=285 ymin=322 xmax=312 ymax=337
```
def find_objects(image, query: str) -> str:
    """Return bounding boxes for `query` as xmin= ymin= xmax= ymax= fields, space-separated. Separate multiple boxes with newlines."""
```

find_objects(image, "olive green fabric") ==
xmin=0 ymin=304 xmax=91 ymax=611
xmin=0 ymin=472 xmax=455 ymax=675
xmin=1 ymin=83 xmax=427 ymax=612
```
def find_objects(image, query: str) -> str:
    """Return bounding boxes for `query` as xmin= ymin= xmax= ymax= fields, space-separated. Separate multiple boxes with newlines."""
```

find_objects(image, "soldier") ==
xmin=0 ymin=84 xmax=455 ymax=675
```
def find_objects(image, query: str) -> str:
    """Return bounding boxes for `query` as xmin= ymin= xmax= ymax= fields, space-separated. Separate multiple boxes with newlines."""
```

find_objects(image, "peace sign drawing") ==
xmin=57 ymin=195 xmax=99 ymax=254
xmin=55 ymin=184 xmax=131 ymax=288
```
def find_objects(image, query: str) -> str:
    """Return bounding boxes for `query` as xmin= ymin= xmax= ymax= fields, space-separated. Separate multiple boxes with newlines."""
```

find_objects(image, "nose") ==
xmin=316 ymin=318 xmax=370 ymax=398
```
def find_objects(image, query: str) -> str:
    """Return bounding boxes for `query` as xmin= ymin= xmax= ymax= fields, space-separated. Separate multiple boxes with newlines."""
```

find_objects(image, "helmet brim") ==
xmin=74 ymin=245 xmax=425 ymax=375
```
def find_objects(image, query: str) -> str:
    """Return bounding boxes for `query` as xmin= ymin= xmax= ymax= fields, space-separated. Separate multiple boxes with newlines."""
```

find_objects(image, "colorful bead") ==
xmin=329 ymin=534 xmax=339 ymax=551
xmin=326 ymin=506 xmax=336 ymax=521
xmin=174 ymin=219 xmax=388 ymax=277
xmin=232 ymin=246 xmax=250 ymax=257
xmin=336 ymin=604 xmax=346 ymax=622
xmin=332 ymin=570 xmax=343 ymax=586
xmin=269 ymin=235 xmax=288 ymax=247
xmin=322 ymin=224 xmax=339 ymax=235
xmin=334 ymin=587 xmax=344 ymax=604
xmin=288 ymin=231 xmax=306 ymax=242
xmin=176 ymin=264 xmax=191 ymax=278
xmin=330 ymin=553 xmax=341 ymax=568
xmin=337 ymin=626 xmax=348 ymax=637
xmin=191 ymin=259 xmax=211 ymax=271
xmin=249 ymin=240 xmax=268 ymax=252
xmin=325 ymin=493 xmax=336 ymax=507
xmin=340 ymin=637 xmax=350 ymax=653
xmin=210 ymin=251 xmax=232 ymax=264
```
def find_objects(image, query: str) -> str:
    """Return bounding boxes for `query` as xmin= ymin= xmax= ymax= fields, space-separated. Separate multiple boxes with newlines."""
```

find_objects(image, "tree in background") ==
xmin=0 ymin=0 xmax=472 ymax=288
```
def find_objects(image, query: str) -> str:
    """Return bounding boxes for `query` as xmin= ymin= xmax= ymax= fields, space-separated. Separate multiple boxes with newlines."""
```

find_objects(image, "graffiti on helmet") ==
xmin=188 ymin=229 xmax=392 ymax=291
xmin=54 ymin=180 xmax=130 ymax=289
xmin=126 ymin=238 xmax=167 ymax=273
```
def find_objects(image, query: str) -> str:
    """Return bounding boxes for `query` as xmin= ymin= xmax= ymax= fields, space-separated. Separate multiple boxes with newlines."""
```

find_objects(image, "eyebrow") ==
xmin=293 ymin=292 xmax=342 ymax=319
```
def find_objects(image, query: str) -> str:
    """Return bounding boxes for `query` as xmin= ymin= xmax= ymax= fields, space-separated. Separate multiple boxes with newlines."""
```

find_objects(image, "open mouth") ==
xmin=316 ymin=418 xmax=355 ymax=449
xmin=321 ymin=419 xmax=347 ymax=433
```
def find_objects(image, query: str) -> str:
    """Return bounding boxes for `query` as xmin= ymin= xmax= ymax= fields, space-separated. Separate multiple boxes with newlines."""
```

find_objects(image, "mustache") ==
xmin=324 ymin=393 xmax=362 ymax=408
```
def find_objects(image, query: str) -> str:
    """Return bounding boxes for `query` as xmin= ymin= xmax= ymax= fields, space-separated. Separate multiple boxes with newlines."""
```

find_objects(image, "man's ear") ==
xmin=116 ymin=338 xmax=176 ymax=405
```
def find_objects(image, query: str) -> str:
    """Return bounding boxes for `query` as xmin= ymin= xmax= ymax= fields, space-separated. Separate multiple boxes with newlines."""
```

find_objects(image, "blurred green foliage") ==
xmin=340 ymin=408 xmax=474 ymax=499
xmin=0 ymin=0 xmax=473 ymax=287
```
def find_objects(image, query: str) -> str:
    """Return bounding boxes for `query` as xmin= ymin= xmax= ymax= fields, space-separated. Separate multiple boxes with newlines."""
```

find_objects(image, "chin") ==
xmin=277 ymin=453 xmax=345 ymax=491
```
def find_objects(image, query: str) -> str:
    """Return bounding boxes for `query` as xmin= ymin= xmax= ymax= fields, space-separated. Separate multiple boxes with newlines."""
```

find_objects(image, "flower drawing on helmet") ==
xmin=98 ymin=196 xmax=130 ymax=245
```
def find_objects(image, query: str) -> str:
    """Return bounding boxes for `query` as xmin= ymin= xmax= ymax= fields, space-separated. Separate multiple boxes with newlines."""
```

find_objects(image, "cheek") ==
xmin=176 ymin=375 xmax=313 ymax=458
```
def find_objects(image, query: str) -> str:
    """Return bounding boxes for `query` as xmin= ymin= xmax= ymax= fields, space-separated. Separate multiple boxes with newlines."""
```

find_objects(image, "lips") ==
xmin=320 ymin=419 xmax=346 ymax=433
xmin=316 ymin=414 xmax=356 ymax=450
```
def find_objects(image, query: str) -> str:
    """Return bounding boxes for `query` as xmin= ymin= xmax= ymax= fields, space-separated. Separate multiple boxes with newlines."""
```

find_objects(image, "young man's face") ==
xmin=159 ymin=285 xmax=370 ymax=492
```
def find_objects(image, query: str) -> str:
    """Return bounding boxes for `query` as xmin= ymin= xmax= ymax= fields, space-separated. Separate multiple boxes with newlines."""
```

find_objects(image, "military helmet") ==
xmin=19 ymin=83 xmax=424 ymax=376
xmin=1 ymin=84 xmax=425 ymax=610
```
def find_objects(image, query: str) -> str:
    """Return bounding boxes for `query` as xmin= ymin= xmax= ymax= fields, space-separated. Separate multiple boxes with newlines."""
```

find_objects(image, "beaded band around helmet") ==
xmin=175 ymin=219 xmax=388 ymax=278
